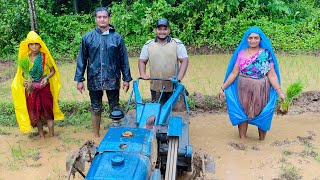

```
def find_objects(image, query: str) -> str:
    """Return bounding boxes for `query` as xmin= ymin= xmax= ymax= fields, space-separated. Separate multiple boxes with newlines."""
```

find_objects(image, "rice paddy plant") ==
xmin=17 ymin=57 xmax=30 ymax=79
xmin=17 ymin=57 xmax=33 ymax=93
xmin=286 ymin=81 xmax=304 ymax=100
xmin=277 ymin=81 xmax=304 ymax=114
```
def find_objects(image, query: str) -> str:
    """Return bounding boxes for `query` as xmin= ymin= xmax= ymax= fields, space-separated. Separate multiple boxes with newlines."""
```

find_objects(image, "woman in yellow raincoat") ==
xmin=11 ymin=31 xmax=64 ymax=138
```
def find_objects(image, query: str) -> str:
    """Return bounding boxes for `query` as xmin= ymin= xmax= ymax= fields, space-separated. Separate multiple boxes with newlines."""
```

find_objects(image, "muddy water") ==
xmin=190 ymin=113 xmax=320 ymax=180
xmin=0 ymin=113 xmax=319 ymax=180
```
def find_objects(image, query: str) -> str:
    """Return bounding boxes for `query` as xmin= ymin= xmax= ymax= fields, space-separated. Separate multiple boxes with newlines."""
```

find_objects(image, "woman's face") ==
xmin=28 ymin=43 xmax=41 ymax=54
xmin=247 ymin=33 xmax=261 ymax=48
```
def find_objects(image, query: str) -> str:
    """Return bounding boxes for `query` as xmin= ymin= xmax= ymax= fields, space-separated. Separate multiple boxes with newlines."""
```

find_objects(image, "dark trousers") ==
xmin=89 ymin=89 xmax=120 ymax=114
xmin=151 ymin=90 xmax=173 ymax=105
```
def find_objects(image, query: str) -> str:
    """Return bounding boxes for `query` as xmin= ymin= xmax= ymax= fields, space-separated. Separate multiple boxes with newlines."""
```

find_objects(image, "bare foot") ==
xmin=258 ymin=128 xmax=267 ymax=140
xmin=39 ymin=135 xmax=45 ymax=139
xmin=94 ymin=133 xmax=100 ymax=138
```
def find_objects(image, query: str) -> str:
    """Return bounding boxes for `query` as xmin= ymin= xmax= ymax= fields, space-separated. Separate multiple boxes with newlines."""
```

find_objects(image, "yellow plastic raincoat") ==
xmin=11 ymin=31 xmax=64 ymax=133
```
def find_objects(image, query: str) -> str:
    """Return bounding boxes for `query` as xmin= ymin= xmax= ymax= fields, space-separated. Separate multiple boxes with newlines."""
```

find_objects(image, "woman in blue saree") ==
xmin=218 ymin=26 xmax=285 ymax=140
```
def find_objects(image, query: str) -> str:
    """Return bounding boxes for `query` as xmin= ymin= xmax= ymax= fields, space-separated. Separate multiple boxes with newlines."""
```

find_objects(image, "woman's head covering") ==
xmin=18 ymin=31 xmax=51 ymax=59
xmin=11 ymin=31 xmax=64 ymax=133
xmin=224 ymin=26 xmax=280 ymax=83
xmin=223 ymin=26 xmax=280 ymax=131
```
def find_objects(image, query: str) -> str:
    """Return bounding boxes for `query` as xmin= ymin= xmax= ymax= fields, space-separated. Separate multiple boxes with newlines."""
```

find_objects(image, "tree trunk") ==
xmin=73 ymin=0 xmax=78 ymax=14
xmin=27 ymin=0 xmax=39 ymax=33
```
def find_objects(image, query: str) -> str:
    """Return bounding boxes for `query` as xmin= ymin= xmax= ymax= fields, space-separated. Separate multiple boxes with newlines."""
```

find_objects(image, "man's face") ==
xmin=95 ymin=11 xmax=110 ymax=29
xmin=156 ymin=26 xmax=170 ymax=40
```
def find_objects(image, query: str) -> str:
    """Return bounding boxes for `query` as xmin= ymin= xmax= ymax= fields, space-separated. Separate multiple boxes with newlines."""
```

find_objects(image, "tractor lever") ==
xmin=138 ymin=77 xmax=180 ymax=84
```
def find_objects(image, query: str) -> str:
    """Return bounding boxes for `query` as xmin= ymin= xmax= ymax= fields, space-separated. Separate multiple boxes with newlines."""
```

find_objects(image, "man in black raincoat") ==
xmin=74 ymin=7 xmax=132 ymax=137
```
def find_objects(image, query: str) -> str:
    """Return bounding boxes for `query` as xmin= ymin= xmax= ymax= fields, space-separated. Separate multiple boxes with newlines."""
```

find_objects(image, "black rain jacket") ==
xmin=74 ymin=26 xmax=132 ymax=91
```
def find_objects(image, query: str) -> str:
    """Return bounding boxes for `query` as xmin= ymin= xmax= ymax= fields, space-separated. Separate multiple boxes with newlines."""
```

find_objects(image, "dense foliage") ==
xmin=0 ymin=0 xmax=319 ymax=61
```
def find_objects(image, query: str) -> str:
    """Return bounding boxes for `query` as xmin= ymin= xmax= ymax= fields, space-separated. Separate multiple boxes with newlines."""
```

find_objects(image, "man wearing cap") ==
xmin=138 ymin=18 xmax=189 ymax=105
xmin=74 ymin=7 xmax=132 ymax=137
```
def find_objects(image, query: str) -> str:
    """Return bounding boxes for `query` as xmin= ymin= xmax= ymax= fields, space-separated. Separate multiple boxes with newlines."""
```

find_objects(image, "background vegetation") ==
xmin=0 ymin=0 xmax=319 ymax=126
xmin=0 ymin=0 xmax=319 ymax=61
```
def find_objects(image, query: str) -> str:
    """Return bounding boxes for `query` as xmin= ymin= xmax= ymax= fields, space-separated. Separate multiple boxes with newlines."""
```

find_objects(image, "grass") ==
xmin=52 ymin=163 xmax=65 ymax=180
xmin=282 ymin=150 xmax=293 ymax=156
xmin=6 ymin=142 xmax=42 ymax=171
xmin=25 ymin=148 xmax=41 ymax=161
xmin=7 ymin=160 xmax=20 ymax=170
xmin=8 ymin=142 xmax=41 ymax=161
xmin=8 ymin=143 xmax=24 ymax=161
xmin=1 ymin=54 xmax=319 ymax=103
xmin=315 ymin=151 xmax=320 ymax=162
xmin=0 ymin=126 xmax=12 ymax=135
xmin=278 ymin=156 xmax=303 ymax=179
xmin=280 ymin=165 xmax=303 ymax=180
xmin=57 ymin=131 xmax=83 ymax=145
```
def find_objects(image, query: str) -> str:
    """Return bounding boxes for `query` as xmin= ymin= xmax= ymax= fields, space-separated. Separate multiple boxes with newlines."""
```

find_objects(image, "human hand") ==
xmin=77 ymin=82 xmax=85 ymax=94
xmin=218 ymin=88 xmax=225 ymax=100
xmin=123 ymin=81 xmax=130 ymax=93
xmin=23 ymin=80 xmax=28 ymax=87
xmin=278 ymin=91 xmax=286 ymax=102
xmin=40 ymin=77 xmax=48 ymax=88
xmin=140 ymin=74 xmax=150 ymax=80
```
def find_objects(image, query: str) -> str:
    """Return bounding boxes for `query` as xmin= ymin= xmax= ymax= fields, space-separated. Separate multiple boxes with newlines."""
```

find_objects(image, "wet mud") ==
xmin=0 ymin=91 xmax=320 ymax=179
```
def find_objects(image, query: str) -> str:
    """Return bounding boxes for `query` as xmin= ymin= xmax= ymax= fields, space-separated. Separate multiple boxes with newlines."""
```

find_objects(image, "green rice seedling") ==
xmin=277 ymin=81 xmax=304 ymax=114
xmin=17 ymin=57 xmax=30 ymax=79
xmin=17 ymin=57 xmax=33 ymax=93
xmin=286 ymin=81 xmax=304 ymax=101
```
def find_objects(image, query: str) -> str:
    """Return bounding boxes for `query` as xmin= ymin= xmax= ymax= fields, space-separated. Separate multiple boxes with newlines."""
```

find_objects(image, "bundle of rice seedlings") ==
xmin=285 ymin=81 xmax=304 ymax=101
xmin=18 ymin=57 xmax=33 ymax=93
xmin=277 ymin=81 xmax=304 ymax=115
xmin=18 ymin=57 xmax=30 ymax=79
